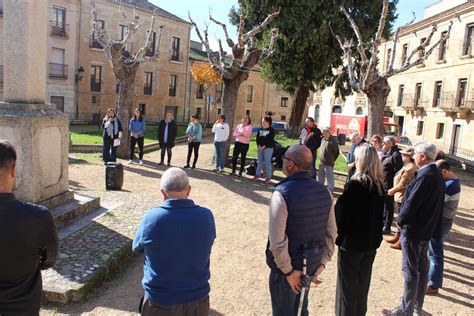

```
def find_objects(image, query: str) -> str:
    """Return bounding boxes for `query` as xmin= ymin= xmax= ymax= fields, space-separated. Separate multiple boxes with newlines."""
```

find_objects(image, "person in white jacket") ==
xmin=212 ymin=114 xmax=230 ymax=172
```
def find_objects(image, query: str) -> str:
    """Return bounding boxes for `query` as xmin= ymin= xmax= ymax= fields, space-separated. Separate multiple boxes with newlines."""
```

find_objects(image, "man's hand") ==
xmin=347 ymin=163 xmax=355 ymax=170
xmin=312 ymin=264 xmax=325 ymax=287
xmin=286 ymin=270 xmax=303 ymax=294
xmin=387 ymin=188 xmax=395 ymax=196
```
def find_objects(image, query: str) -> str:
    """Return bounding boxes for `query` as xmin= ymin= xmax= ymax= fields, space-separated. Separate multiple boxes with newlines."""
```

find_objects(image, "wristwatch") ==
xmin=284 ymin=269 xmax=294 ymax=276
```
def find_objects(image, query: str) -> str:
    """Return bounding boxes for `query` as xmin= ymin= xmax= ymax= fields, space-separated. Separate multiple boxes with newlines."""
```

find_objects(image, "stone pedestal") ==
xmin=0 ymin=103 xmax=69 ymax=203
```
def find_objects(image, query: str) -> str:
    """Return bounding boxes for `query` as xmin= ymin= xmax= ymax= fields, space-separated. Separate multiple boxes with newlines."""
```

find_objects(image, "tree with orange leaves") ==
xmin=191 ymin=62 xmax=222 ymax=124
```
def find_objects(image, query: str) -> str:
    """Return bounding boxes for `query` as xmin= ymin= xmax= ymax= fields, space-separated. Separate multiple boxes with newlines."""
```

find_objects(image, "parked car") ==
xmin=252 ymin=121 xmax=290 ymax=133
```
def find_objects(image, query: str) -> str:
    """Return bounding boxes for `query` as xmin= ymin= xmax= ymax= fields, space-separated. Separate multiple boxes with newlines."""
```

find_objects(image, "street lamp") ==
xmin=75 ymin=66 xmax=85 ymax=83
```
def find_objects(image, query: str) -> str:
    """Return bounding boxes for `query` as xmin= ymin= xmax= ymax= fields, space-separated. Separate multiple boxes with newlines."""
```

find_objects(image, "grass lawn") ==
xmin=70 ymin=124 xmax=187 ymax=145
xmin=232 ymin=133 xmax=348 ymax=173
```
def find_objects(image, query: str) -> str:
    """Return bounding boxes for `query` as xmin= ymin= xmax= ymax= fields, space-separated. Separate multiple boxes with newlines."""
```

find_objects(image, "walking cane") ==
xmin=297 ymin=257 xmax=309 ymax=316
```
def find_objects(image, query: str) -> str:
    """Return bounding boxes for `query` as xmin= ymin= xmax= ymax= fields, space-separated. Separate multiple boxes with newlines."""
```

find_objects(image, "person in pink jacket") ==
xmin=231 ymin=115 xmax=253 ymax=176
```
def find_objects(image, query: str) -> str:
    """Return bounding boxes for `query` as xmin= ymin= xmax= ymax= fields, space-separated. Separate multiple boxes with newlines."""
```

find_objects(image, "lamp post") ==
xmin=75 ymin=66 xmax=85 ymax=83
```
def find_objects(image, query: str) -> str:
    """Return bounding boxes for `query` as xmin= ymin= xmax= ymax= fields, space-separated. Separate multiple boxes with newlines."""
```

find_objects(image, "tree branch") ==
xmin=388 ymin=12 xmax=416 ymax=71
xmin=188 ymin=12 xmax=221 ymax=70
xmin=261 ymin=28 xmax=279 ymax=59
xmin=340 ymin=6 xmax=368 ymax=65
xmin=237 ymin=14 xmax=246 ymax=47
xmin=209 ymin=14 xmax=235 ymax=47
xmin=90 ymin=0 xmax=111 ymax=48
xmin=240 ymin=10 xmax=279 ymax=46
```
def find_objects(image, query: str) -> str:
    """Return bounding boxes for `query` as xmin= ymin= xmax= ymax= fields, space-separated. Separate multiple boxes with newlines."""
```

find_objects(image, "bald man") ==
xmin=0 ymin=140 xmax=58 ymax=314
xmin=266 ymin=144 xmax=337 ymax=315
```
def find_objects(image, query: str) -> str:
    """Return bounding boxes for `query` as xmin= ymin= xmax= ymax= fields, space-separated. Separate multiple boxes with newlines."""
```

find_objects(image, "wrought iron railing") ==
xmin=49 ymin=63 xmax=68 ymax=78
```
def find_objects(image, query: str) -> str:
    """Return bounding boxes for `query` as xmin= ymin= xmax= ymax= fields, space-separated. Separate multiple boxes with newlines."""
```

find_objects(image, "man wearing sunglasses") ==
xmin=266 ymin=144 xmax=337 ymax=315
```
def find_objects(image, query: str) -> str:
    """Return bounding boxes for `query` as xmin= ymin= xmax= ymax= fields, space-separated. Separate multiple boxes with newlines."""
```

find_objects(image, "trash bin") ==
xmin=337 ymin=134 xmax=346 ymax=146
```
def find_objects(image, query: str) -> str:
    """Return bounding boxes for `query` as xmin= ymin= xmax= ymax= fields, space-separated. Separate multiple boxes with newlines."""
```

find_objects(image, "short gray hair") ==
xmin=383 ymin=135 xmax=396 ymax=145
xmin=350 ymin=131 xmax=360 ymax=141
xmin=414 ymin=142 xmax=437 ymax=161
xmin=322 ymin=127 xmax=332 ymax=133
xmin=161 ymin=167 xmax=189 ymax=192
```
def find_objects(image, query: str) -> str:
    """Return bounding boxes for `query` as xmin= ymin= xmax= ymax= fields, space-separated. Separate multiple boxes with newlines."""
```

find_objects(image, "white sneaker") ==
xmin=139 ymin=160 xmax=144 ymax=165
xmin=128 ymin=159 xmax=133 ymax=164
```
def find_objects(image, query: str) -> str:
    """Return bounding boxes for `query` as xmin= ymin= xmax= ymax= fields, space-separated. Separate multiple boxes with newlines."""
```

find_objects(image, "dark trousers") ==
xmin=336 ymin=248 xmax=376 ymax=316
xmin=103 ymin=137 xmax=117 ymax=162
xmin=383 ymin=193 xmax=395 ymax=230
xmin=186 ymin=142 xmax=201 ymax=167
xmin=269 ymin=269 xmax=310 ymax=316
xmin=130 ymin=137 xmax=144 ymax=160
xmin=160 ymin=143 xmax=172 ymax=163
xmin=232 ymin=141 xmax=249 ymax=173
xmin=399 ymin=231 xmax=429 ymax=314
xmin=140 ymin=296 xmax=209 ymax=316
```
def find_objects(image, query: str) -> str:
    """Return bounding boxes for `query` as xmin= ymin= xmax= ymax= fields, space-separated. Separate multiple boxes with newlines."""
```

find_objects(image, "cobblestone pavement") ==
xmin=41 ymin=138 xmax=474 ymax=315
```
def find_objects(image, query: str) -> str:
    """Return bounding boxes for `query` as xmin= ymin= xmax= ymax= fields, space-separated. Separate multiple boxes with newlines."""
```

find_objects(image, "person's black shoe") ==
xmin=382 ymin=227 xmax=392 ymax=235
xmin=191 ymin=164 xmax=196 ymax=169
xmin=158 ymin=161 xmax=164 ymax=166
xmin=184 ymin=164 xmax=190 ymax=169
xmin=229 ymin=171 xmax=236 ymax=176
xmin=238 ymin=171 xmax=243 ymax=177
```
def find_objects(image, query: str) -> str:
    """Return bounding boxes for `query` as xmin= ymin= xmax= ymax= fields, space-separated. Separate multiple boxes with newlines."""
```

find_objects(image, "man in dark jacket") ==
xmin=0 ymin=140 xmax=58 ymax=314
xmin=267 ymin=144 xmax=336 ymax=315
xmin=381 ymin=136 xmax=403 ymax=234
xmin=382 ymin=142 xmax=444 ymax=316
xmin=299 ymin=117 xmax=322 ymax=179
xmin=158 ymin=111 xmax=178 ymax=166
xmin=318 ymin=127 xmax=339 ymax=193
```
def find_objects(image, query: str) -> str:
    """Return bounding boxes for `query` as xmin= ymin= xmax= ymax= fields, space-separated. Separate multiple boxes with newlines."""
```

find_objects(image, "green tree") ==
xmin=230 ymin=0 xmax=397 ymax=137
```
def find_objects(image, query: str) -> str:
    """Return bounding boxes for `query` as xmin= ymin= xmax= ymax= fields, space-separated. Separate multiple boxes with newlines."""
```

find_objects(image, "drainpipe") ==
xmin=183 ymin=27 xmax=191 ymax=123
xmin=75 ymin=0 xmax=83 ymax=120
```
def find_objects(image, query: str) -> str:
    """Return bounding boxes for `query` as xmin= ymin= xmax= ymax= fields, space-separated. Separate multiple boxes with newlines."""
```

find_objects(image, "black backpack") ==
xmin=246 ymin=159 xmax=257 ymax=176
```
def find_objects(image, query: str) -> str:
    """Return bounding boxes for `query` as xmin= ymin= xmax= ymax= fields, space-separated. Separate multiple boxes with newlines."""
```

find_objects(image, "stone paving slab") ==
xmin=42 ymin=192 xmax=159 ymax=304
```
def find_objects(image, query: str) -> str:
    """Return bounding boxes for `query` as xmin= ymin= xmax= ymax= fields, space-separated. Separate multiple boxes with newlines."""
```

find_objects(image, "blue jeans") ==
xmin=256 ymin=147 xmax=273 ymax=178
xmin=399 ymin=230 xmax=429 ymax=314
xmin=214 ymin=141 xmax=226 ymax=170
xmin=269 ymin=269 xmax=309 ymax=316
xmin=428 ymin=219 xmax=453 ymax=289
xmin=309 ymin=153 xmax=317 ymax=179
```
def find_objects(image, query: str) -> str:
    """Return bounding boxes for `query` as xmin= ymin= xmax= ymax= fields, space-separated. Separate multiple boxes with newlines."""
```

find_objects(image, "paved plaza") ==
xmin=40 ymin=138 xmax=474 ymax=315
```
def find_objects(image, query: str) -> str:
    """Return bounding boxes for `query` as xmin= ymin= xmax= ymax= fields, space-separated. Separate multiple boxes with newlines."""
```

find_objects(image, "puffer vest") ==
xmin=266 ymin=172 xmax=332 ymax=275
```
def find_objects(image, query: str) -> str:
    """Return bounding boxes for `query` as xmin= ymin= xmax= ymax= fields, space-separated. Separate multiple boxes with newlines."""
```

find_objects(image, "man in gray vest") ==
xmin=266 ymin=144 xmax=337 ymax=315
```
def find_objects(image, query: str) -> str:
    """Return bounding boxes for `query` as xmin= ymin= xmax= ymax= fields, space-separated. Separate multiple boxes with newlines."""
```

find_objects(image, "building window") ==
xmin=51 ymin=7 xmax=67 ymax=37
xmin=146 ymin=32 xmax=156 ymax=57
xmin=433 ymin=81 xmax=442 ymax=108
xmin=419 ymin=38 xmax=426 ymax=59
xmin=356 ymin=107 xmax=363 ymax=115
xmin=49 ymin=48 xmax=67 ymax=78
xmin=281 ymin=115 xmax=286 ymax=121
xmin=416 ymin=121 xmax=424 ymax=136
xmin=281 ymin=97 xmax=289 ymax=107
xmin=171 ymin=37 xmax=181 ymax=61
xmin=119 ymin=24 xmax=128 ymax=41
xmin=90 ymin=65 xmax=102 ymax=92
xmin=91 ymin=96 xmax=97 ymax=104
xmin=462 ymin=24 xmax=474 ymax=56
xmin=139 ymin=103 xmax=146 ymax=115
xmin=397 ymin=85 xmax=404 ymax=107
xmin=50 ymin=96 xmax=64 ymax=112
xmin=144 ymin=72 xmax=153 ymax=95
xmin=438 ymin=31 xmax=448 ymax=61
xmin=414 ymin=83 xmax=422 ymax=107
xmin=246 ymin=85 xmax=253 ymax=102
xmin=436 ymin=123 xmax=445 ymax=139
xmin=457 ymin=78 xmax=468 ymax=107
xmin=385 ymin=48 xmax=392 ymax=71
xmin=401 ymin=44 xmax=408 ymax=65
xmin=196 ymin=84 xmax=204 ymax=99
xmin=217 ymin=108 xmax=222 ymax=115
xmin=169 ymin=75 xmax=177 ymax=97
xmin=196 ymin=107 xmax=202 ymax=117
xmin=332 ymin=105 xmax=342 ymax=113
xmin=91 ymin=20 xmax=105 ymax=49
xmin=246 ymin=109 xmax=251 ymax=116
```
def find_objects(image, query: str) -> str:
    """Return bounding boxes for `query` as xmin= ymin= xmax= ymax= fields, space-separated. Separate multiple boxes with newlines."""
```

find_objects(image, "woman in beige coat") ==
xmin=385 ymin=147 xmax=418 ymax=249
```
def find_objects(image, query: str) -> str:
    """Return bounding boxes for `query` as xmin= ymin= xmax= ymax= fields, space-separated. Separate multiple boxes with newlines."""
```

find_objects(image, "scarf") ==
xmin=105 ymin=118 xmax=118 ymax=138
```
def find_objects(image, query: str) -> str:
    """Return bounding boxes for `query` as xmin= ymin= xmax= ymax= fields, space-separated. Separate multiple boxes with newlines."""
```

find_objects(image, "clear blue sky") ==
xmin=150 ymin=0 xmax=433 ymax=49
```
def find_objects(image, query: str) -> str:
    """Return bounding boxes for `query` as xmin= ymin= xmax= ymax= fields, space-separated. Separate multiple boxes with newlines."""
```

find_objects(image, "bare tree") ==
xmin=90 ymin=0 xmax=165 ymax=158
xmin=333 ymin=0 xmax=453 ymax=138
xmin=189 ymin=11 xmax=279 ymax=156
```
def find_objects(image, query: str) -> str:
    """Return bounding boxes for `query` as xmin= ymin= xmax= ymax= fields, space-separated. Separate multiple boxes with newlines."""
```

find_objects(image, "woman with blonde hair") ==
xmin=335 ymin=144 xmax=384 ymax=316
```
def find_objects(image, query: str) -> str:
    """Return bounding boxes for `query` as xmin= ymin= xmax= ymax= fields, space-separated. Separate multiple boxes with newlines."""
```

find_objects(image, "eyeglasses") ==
xmin=282 ymin=155 xmax=297 ymax=166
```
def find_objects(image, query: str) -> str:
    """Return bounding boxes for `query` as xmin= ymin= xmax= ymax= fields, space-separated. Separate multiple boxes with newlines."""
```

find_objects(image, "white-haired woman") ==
xmin=335 ymin=144 xmax=384 ymax=316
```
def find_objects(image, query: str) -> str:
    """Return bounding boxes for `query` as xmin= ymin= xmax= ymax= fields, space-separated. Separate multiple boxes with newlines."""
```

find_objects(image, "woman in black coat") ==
xmin=335 ymin=143 xmax=384 ymax=316
xmin=158 ymin=111 xmax=178 ymax=166
xmin=101 ymin=108 xmax=122 ymax=163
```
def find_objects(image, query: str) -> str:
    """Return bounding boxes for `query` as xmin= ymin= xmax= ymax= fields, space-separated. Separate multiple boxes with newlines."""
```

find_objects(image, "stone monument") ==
xmin=0 ymin=0 xmax=69 ymax=203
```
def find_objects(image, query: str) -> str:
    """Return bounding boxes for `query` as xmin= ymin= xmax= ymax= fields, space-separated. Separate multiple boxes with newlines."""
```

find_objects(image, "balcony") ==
xmin=143 ymin=85 xmax=152 ymax=96
xmin=439 ymin=91 xmax=473 ymax=118
xmin=50 ymin=21 xmax=69 ymax=38
xmin=169 ymin=87 xmax=177 ymax=97
xmin=49 ymin=63 xmax=68 ymax=78
xmin=90 ymin=81 xmax=101 ymax=92
xmin=400 ymin=93 xmax=428 ymax=113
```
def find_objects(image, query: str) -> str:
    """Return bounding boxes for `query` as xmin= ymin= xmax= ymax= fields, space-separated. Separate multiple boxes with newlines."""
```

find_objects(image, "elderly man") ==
xmin=133 ymin=168 xmax=216 ymax=315
xmin=0 ymin=140 xmax=58 ymax=314
xmin=346 ymin=131 xmax=366 ymax=178
xmin=318 ymin=127 xmax=339 ymax=193
xmin=299 ymin=117 xmax=322 ymax=179
xmin=267 ymin=144 xmax=336 ymax=315
xmin=383 ymin=142 xmax=444 ymax=316
xmin=381 ymin=135 xmax=403 ymax=234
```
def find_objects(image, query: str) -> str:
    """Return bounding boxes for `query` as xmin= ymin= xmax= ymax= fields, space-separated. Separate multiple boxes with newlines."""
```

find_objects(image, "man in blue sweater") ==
xmin=133 ymin=167 xmax=216 ymax=315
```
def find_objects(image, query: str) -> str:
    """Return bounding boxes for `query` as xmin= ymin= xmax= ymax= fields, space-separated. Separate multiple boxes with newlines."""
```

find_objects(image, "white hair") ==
xmin=161 ymin=167 xmax=189 ymax=193
xmin=384 ymin=135 xmax=396 ymax=145
xmin=322 ymin=127 xmax=332 ymax=133
xmin=415 ymin=142 xmax=437 ymax=161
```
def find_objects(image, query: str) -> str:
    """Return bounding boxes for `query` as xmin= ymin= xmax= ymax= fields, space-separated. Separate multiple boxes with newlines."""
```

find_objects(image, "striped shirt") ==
xmin=443 ymin=178 xmax=461 ymax=220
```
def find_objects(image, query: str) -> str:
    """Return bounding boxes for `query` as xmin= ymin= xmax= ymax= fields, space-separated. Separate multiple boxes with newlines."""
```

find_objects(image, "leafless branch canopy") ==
xmin=189 ymin=10 xmax=279 ymax=80
xmin=90 ymin=0 xmax=165 ymax=71
xmin=388 ymin=12 xmax=416 ymax=71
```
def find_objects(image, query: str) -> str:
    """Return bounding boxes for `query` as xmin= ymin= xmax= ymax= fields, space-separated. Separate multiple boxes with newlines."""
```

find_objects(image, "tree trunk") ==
xmin=222 ymin=78 xmax=242 ymax=159
xmin=365 ymin=77 xmax=391 ymax=139
xmin=288 ymin=85 xmax=310 ymax=138
xmin=116 ymin=65 xmax=139 ymax=159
